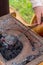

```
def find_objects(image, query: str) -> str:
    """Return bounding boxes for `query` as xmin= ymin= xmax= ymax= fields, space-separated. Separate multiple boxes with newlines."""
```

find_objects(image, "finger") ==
xmin=41 ymin=11 xmax=43 ymax=17
xmin=36 ymin=13 xmax=41 ymax=24
xmin=41 ymin=17 xmax=43 ymax=23
xmin=41 ymin=8 xmax=43 ymax=16
xmin=41 ymin=12 xmax=43 ymax=23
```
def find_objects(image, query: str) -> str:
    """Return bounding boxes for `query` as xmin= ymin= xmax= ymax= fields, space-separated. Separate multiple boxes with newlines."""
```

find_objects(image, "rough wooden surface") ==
xmin=0 ymin=14 xmax=43 ymax=65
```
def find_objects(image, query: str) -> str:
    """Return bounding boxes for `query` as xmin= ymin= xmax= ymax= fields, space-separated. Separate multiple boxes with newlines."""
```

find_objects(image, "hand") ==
xmin=34 ymin=6 xmax=43 ymax=24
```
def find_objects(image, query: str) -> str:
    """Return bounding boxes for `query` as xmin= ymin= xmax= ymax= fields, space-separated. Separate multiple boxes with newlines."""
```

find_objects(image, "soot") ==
xmin=0 ymin=33 xmax=23 ymax=61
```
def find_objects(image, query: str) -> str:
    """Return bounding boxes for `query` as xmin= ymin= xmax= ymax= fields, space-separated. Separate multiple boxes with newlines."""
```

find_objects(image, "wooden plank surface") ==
xmin=0 ymin=14 xmax=43 ymax=65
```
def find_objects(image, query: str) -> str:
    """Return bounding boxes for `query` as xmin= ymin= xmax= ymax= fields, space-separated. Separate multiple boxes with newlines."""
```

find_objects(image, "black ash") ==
xmin=0 ymin=33 xmax=23 ymax=61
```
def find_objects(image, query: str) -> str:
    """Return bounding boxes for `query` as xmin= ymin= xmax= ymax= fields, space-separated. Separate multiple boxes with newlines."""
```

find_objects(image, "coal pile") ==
xmin=0 ymin=33 xmax=23 ymax=61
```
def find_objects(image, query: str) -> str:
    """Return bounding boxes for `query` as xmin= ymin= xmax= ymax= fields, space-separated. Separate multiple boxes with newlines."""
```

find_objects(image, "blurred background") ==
xmin=9 ymin=0 xmax=34 ymax=24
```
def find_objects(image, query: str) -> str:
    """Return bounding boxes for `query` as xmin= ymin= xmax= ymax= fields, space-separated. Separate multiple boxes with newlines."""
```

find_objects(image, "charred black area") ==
xmin=0 ymin=34 xmax=23 ymax=61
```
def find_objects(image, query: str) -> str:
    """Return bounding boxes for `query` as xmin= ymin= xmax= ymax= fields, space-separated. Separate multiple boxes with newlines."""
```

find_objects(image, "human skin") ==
xmin=34 ymin=6 xmax=43 ymax=24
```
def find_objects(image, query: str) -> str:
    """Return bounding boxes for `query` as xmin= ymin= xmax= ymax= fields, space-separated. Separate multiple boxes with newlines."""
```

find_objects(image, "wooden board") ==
xmin=0 ymin=14 xmax=43 ymax=65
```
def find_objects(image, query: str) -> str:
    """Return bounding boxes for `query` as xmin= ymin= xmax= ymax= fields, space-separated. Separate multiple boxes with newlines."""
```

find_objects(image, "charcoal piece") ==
xmin=1 ymin=42 xmax=23 ymax=60
xmin=0 ymin=34 xmax=3 ymax=39
xmin=0 ymin=34 xmax=23 ymax=61
xmin=26 ymin=55 xmax=35 ymax=62
xmin=0 ymin=41 xmax=3 ymax=47
xmin=12 ymin=55 xmax=38 ymax=65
